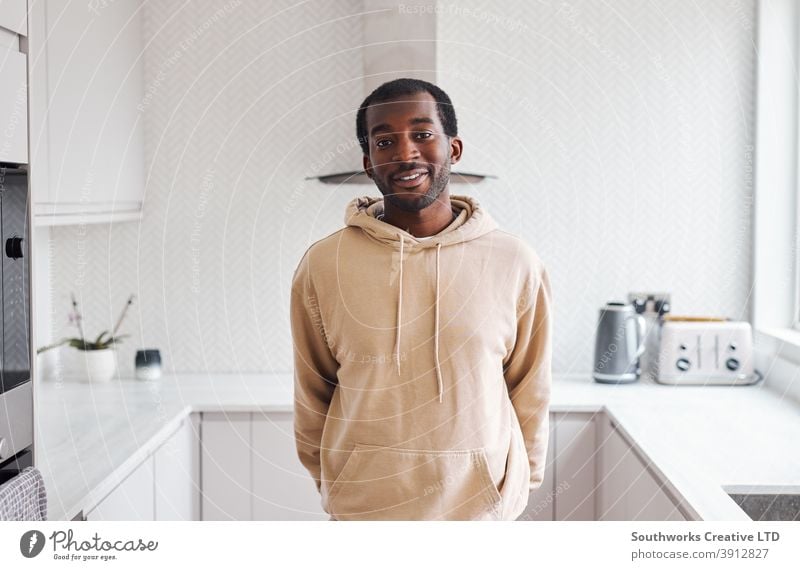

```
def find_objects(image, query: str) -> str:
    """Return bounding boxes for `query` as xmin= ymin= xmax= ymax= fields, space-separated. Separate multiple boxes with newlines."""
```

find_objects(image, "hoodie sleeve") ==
xmin=290 ymin=253 xmax=340 ymax=494
xmin=502 ymin=262 xmax=553 ymax=491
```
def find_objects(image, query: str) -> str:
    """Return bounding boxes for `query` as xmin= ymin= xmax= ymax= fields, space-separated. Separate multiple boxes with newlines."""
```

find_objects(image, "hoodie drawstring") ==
xmin=393 ymin=235 xmax=444 ymax=404
xmin=434 ymin=242 xmax=443 ymax=403
xmin=395 ymin=235 xmax=404 ymax=376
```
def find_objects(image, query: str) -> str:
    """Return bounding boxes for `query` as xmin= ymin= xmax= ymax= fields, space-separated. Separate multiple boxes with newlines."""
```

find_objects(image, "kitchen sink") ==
xmin=726 ymin=490 xmax=800 ymax=521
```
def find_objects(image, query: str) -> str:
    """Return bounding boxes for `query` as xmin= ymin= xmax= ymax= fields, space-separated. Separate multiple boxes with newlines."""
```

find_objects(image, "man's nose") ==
xmin=392 ymin=134 xmax=420 ymax=163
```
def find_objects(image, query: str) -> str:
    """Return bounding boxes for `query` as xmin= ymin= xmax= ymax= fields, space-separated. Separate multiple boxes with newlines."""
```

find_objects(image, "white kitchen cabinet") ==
xmin=200 ymin=411 xmax=328 ymax=521
xmin=519 ymin=413 xmax=555 ymax=520
xmin=85 ymin=455 xmax=155 ymax=521
xmin=201 ymin=412 xmax=252 ymax=521
xmin=598 ymin=417 xmax=686 ymax=521
xmin=553 ymin=412 xmax=597 ymax=521
xmin=597 ymin=422 xmax=636 ymax=520
xmin=28 ymin=0 xmax=145 ymax=225
xmin=630 ymin=457 xmax=687 ymax=521
xmin=154 ymin=415 xmax=200 ymax=521
xmin=0 ymin=46 xmax=27 ymax=164
xmin=518 ymin=412 xmax=597 ymax=521
xmin=251 ymin=412 xmax=327 ymax=520
xmin=83 ymin=414 xmax=200 ymax=522
xmin=0 ymin=0 xmax=27 ymax=36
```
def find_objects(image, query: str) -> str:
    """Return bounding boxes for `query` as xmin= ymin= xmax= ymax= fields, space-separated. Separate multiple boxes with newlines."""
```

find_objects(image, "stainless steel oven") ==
xmin=0 ymin=167 xmax=32 ymax=486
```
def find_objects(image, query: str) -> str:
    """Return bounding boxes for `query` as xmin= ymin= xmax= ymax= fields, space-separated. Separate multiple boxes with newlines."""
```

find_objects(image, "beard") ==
xmin=374 ymin=160 xmax=451 ymax=213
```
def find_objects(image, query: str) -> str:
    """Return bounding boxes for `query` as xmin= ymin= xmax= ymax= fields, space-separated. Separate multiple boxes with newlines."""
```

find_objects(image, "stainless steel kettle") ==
xmin=593 ymin=302 xmax=646 ymax=384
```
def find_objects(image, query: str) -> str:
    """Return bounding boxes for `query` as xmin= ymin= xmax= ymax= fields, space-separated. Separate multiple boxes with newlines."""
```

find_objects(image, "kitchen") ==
xmin=0 ymin=0 xmax=799 ymax=564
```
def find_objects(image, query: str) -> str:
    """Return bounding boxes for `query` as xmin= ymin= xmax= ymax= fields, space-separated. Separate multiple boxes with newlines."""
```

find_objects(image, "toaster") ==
xmin=657 ymin=320 xmax=760 ymax=385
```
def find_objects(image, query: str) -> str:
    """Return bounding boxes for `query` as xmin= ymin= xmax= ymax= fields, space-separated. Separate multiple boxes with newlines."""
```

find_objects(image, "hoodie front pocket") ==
xmin=326 ymin=443 xmax=502 ymax=520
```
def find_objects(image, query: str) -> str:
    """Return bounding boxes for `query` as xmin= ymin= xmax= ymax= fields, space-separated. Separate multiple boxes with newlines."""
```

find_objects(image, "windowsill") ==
xmin=755 ymin=327 xmax=800 ymax=365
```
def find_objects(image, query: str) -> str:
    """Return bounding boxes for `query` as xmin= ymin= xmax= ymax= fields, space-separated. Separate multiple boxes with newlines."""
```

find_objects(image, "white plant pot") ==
xmin=63 ymin=348 xmax=118 ymax=383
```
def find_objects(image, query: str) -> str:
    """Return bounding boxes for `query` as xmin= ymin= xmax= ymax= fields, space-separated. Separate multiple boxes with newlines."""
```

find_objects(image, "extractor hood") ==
xmin=311 ymin=0 xmax=497 ymax=185
xmin=308 ymin=171 xmax=496 ymax=185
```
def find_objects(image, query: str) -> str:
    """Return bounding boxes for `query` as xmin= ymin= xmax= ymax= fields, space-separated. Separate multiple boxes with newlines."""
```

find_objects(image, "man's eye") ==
xmin=415 ymin=132 xmax=433 ymax=139
xmin=376 ymin=139 xmax=391 ymax=148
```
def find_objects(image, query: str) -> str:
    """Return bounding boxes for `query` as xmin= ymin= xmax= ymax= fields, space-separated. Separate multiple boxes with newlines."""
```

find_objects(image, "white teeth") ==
xmin=397 ymin=172 xmax=423 ymax=181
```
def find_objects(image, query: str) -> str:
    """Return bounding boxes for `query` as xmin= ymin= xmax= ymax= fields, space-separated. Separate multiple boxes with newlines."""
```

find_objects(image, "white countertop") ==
xmin=35 ymin=372 xmax=800 ymax=522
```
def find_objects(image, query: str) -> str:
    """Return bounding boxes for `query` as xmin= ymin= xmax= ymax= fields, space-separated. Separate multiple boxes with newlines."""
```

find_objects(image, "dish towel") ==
xmin=0 ymin=466 xmax=48 ymax=521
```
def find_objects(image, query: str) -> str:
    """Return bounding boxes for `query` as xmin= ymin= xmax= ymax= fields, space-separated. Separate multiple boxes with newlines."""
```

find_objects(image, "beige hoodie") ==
xmin=290 ymin=194 xmax=552 ymax=521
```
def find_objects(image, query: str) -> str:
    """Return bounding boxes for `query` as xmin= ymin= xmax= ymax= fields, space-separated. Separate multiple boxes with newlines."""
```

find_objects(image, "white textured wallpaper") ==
xmin=47 ymin=0 xmax=756 ymax=376
xmin=434 ymin=0 xmax=757 ymax=373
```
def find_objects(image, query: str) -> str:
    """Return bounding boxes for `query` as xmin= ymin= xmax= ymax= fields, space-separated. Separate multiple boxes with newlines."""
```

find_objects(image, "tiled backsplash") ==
xmin=45 ymin=0 xmax=756 ymax=376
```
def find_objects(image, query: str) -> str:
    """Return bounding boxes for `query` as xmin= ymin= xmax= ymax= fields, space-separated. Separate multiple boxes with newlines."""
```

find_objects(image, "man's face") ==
xmin=363 ymin=92 xmax=462 ymax=212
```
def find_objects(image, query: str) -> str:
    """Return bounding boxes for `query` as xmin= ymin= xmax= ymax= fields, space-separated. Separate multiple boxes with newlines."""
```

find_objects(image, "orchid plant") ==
xmin=36 ymin=293 xmax=135 ymax=353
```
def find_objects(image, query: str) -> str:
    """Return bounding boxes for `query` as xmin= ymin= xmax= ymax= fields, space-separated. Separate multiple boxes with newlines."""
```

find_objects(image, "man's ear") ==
xmin=363 ymin=154 xmax=374 ymax=179
xmin=449 ymin=136 xmax=463 ymax=165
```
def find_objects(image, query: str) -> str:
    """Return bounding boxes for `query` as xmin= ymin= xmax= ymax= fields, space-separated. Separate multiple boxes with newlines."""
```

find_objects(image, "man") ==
xmin=290 ymin=78 xmax=552 ymax=521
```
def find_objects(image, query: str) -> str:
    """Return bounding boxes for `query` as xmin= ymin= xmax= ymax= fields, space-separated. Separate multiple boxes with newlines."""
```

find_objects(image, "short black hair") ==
xmin=356 ymin=78 xmax=458 ymax=156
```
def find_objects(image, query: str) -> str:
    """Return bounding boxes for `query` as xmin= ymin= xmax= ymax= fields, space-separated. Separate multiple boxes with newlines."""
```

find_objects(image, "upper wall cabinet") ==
xmin=29 ymin=0 xmax=145 ymax=226
xmin=0 ymin=46 xmax=27 ymax=165
xmin=0 ymin=0 xmax=28 ymax=165
xmin=0 ymin=0 xmax=27 ymax=37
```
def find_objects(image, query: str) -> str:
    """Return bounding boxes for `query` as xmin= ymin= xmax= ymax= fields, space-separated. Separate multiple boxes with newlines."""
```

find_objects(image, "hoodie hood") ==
xmin=344 ymin=194 xmax=499 ymax=403
xmin=344 ymin=194 xmax=498 ymax=249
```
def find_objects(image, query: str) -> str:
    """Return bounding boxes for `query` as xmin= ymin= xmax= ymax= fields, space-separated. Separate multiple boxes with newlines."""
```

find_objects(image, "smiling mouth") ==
xmin=392 ymin=170 xmax=429 ymax=189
